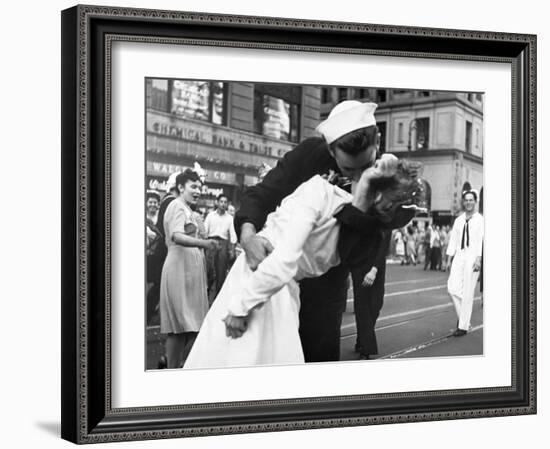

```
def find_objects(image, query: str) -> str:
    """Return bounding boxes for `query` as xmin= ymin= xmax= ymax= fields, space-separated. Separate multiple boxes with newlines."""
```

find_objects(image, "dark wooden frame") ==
xmin=61 ymin=4 xmax=537 ymax=444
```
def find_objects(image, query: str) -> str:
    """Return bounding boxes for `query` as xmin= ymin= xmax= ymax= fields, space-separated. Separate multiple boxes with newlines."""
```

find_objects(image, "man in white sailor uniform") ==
xmin=445 ymin=189 xmax=484 ymax=336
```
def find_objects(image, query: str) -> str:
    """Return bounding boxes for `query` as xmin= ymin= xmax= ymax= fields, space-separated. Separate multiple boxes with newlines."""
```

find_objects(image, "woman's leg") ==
xmin=165 ymin=333 xmax=188 ymax=368
xmin=180 ymin=332 xmax=198 ymax=367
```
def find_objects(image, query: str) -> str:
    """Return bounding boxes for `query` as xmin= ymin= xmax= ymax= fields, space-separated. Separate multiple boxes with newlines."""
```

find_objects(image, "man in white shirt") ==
xmin=446 ymin=190 xmax=484 ymax=336
xmin=204 ymin=194 xmax=238 ymax=300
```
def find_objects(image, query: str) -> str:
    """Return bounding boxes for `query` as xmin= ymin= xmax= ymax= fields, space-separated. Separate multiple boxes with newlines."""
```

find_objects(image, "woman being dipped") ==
xmin=159 ymin=168 xmax=217 ymax=368
xmin=184 ymin=157 xmax=423 ymax=369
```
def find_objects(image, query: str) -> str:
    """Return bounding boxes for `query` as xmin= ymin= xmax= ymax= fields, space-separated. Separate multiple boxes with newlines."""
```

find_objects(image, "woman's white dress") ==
xmin=159 ymin=198 xmax=208 ymax=334
xmin=184 ymin=175 xmax=352 ymax=369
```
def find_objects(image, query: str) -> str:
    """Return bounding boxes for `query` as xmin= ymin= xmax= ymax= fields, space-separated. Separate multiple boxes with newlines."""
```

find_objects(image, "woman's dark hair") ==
xmin=175 ymin=168 xmax=201 ymax=193
xmin=329 ymin=125 xmax=379 ymax=156
xmin=368 ymin=160 xmax=425 ymax=228
xmin=461 ymin=190 xmax=478 ymax=201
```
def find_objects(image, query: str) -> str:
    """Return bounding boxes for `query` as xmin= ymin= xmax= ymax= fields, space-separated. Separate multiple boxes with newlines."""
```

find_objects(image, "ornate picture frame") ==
xmin=61 ymin=4 xmax=536 ymax=443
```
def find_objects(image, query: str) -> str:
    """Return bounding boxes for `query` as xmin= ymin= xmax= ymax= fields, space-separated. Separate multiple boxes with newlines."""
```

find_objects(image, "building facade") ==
xmin=321 ymin=87 xmax=484 ymax=224
xmin=146 ymin=79 xmax=321 ymax=212
xmin=147 ymin=81 xmax=483 ymax=223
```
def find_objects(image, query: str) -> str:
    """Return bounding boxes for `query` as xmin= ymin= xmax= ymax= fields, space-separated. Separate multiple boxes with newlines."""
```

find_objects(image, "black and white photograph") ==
xmin=1 ymin=0 xmax=544 ymax=447
xmin=144 ymin=80 xmax=485 ymax=370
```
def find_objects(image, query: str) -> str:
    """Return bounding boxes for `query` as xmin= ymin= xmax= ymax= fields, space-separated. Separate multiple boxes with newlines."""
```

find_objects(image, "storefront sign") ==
xmin=148 ymin=178 xmax=168 ymax=192
xmin=146 ymin=161 xmax=237 ymax=186
xmin=148 ymin=177 xmax=225 ymax=198
xmin=147 ymin=111 xmax=293 ymax=158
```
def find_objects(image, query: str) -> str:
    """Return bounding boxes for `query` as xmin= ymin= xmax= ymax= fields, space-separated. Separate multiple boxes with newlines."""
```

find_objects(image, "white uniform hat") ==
xmin=316 ymin=100 xmax=378 ymax=144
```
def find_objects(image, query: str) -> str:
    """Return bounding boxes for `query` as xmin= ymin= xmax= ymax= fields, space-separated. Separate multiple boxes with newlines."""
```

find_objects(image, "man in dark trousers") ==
xmin=351 ymin=230 xmax=391 ymax=360
xmin=235 ymin=101 xmax=402 ymax=362
xmin=204 ymin=194 xmax=237 ymax=301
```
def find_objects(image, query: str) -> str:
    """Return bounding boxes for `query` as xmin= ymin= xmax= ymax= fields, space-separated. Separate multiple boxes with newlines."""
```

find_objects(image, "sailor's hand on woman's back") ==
xmin=240 ymin=223 xmax=274 ymax=271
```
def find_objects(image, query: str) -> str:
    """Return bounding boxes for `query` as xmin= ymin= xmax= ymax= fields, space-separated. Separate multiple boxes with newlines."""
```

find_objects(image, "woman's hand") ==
xmin=353 ymin=154 xmax=399 ymax=213
xmin=203 ymin=239 xmax=219 ymax=251
xmin=362 ymin=153 xmax=399 ymax=184
xmin=223 ymin=314 xmax=249 ymax=338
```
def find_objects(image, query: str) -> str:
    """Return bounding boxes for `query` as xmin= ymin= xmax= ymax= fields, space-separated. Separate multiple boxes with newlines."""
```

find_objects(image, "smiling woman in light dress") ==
xmin=184 ymin=157 xmax=424 ymax=369
xmin=159 ymin=168 xmax=217 ymax=368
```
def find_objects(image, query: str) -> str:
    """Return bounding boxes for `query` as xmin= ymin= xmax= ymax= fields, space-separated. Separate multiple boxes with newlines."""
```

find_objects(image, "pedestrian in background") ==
xmin=159 ymin=169 xmax=217 ymax=368
xmin=423 ymin=224 xmax=432 ymax=270
xmin=430 ymin=225 xmax=442 ymax=270
xmin=146 ymin=190 xmax=160 ymax=225
xmin=146 ymin=190 xmax=161 ymax=251
xmin=146 ymin=176 xmax=179 ymax=327
xmin=440 ymin=225 xmax=450 ymax=271
xmin=204 ymin=194 xmax=237 ymax=302
xmin=446 ymin=190 xmax=484 ymax=336
xmin=394 ymin=228 xmax=405 ymax=265
xmin=405 ymin=225 xmax=417 ymax=265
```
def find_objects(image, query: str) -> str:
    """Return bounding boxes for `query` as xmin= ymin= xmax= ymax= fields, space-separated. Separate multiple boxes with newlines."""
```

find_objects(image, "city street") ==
xmin=147 ymin=261 xmax=483 ymax=369
xmin=340 ymin=262 xmax=483 ymax=361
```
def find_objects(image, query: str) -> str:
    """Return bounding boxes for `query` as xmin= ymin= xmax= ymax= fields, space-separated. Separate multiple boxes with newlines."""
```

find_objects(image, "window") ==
xmin=420 ymin=180 xmax=432 ymax=211
xmin=476 ymin=128 xmax=480 ymax=148
xmin=338 ymin=88 xmax=348 ymax=102
xmin=170 ymin=80 xmax=227 ymax=125
xmin=253 ymin=91 xmax=300 ymax=143
xmin=376 ymin=89 xmax=387 ymax=103
xmin=397 ymin=122 xmax=404 ymax=144
xmin=475 ymin=93 xmax=483 ymax=102
xmin=146 ymin=79 xmax=170 ymax=112
xmin=321 ymin=88 xmax=332 ymax=104
xmin=358 ymin=88 xmax=369 ymax=99
xmin=467 ymin=93 xmax=475 ymax=102
xmin=391 ymin=89 xmax=413 ymax=100
xmin=377 ymin=121 xmax=387 ymax=154
xmin=415 ymin=118 xmax=430 ymax=150
xmin=419 ymin=91 xmax=431 ymax=97
xmin=465 ymin=120 xmax=472 ymax=153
